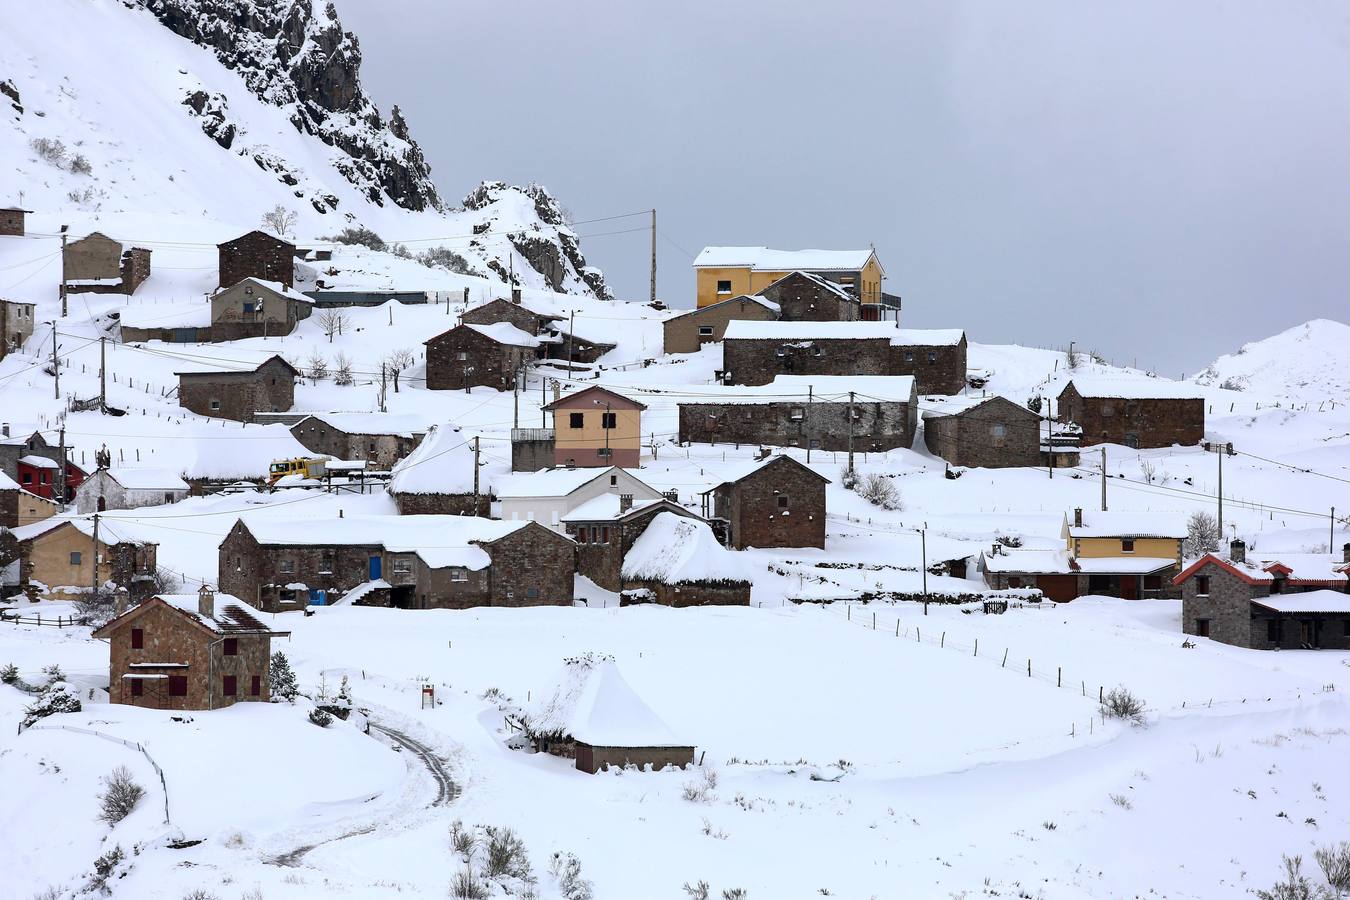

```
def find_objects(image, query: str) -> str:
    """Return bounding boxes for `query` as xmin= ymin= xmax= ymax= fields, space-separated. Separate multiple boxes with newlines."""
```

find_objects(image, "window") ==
xmin=1143 ymin=575 xmax=1163 ymax=590
xmin=904 ymin=351 xmax=915 ymax=362
xmin=1121 ymin=539 xmax=1135 ymax=553
xmin=243 ymin=302 xmax=255 ymax=314
xmin=927 ymin=351 xmax=938 ymax=363
xmin=456 ymin=351 xmax=468 ymax=361
xmin=1195 ymin=575 xmax=1210 ymax=596
xmin=21 ymin=473 xmax=31 ymax=484
xmin=811 ymin=345 xmax=823 ymax=357
xmin=601 ymin=526 xmax=610 ymax=544
xmin=209 ymin=399 xmax=221 ymax=411
xmin=597 ymin=447 xmax=612 ymax=458
xmin=69 ymin=551 xmax=82 ymax=566
xmin=250 ymin=675 xmax=262 ymax=696
xmin=223 ymin=675 xmax=237 ymax=696
xmin=609 ymin=475 xmax=618 ymax=486
xmin=569 ymin=412 xmax=584 ymax=429
xmin=601 ymin=412 xmax=617 ymax=429
xmin=698 ymin=326 xmax=715 ymax=337
xmin=168 ymin=676 xmax=188 ymax=697
xmin=223 ymin=638 xmax=238 ymax=656
xmin=716 ymin=279 xmax=732 ymax=294
xmin=1267 ymin=619 xmax=1281 ymax=642
xmin=990 ymin=424 xmax=1006 ymax=446
xmin=131 ymin=680 xmax=143 ymax=697
xmin=1008 ymin=576 xmax=1024 ymax=588
xmin=392 ymin=559 xmax=412 ymax=574
xmin=790 ymin=406 xmax=804 ymax=421
xmin=131 ymin=628 xmax=144 ymax=649
xmin=279 ymin=559 xmax=295 ymax=574
xmin=450 ymin=568 xmax=468 ymax=582
xmin=1196 ymin=619 xmax=1211 ymax=638
xmin=1101 ymin=403 xmax=1115 ymax=417
xmin=589 ymin=525 xmax=599 ymax=543
xmin=164 ymin=492 xmax=175 ymax=504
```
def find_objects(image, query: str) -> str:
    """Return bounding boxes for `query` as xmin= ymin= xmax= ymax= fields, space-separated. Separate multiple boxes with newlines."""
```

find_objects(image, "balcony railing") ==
xmin=511 ymin=428 xmax=555 ymax=442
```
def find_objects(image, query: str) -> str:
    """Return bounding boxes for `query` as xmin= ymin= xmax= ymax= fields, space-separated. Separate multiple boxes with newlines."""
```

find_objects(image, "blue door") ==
xmin=369 ymin=556 xmax=382 ymax=580
xmin=309 ymin=588 xmax=326 ymax=606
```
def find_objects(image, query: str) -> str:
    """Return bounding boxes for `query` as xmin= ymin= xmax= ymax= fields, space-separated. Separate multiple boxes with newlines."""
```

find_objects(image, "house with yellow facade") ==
xmin=981 ymin=508 xmax=1186 ymax=602
xmin=541 ymin=386 xmax=646 ymax=468
xmin=692 ymin=247 xmax=895 ymax=318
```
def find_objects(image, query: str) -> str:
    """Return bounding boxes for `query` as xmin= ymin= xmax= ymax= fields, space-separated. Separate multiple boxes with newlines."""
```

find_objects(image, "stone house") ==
xmin=62 ymin=232 xmax=151 ymax=295
xmin=662 ymin=296 xmax=780 ymax=355
xmin=386 ymin=423 xmax=488 ymax=515
xmin=176 ymin=354 xmax=299 ymax=422
xmin=543 ymin=386 xmax=646 ymax=468
xmin=74 ymin=468 xmax=190 ymax=514
xmin=721 ymin=321 xmax=968 ymax=395
xmin=457 ymin=297 xmax=615 ymax=365
xmin=209 ymin=278 xmax=314 ymax=340
xmin=496 ymin=465 xmax=666 ymax=532
xmin=290 ymin=413 xmax=425 ymax=470
xmin=0 ymin=427 xmax=84 ymax=501
xmin=1175 ymin=540 xmax=1350 ymax=649
xmin=678 ymin=374 xmax=916 ymax=453
xmin=703 ymin=455 xmax=829 ymax=550
xmin=459 ymin=296 xmax=563 ymax=335
xmin=620 ymin=511 xmax=752 ymax=606
xmin=693 ymin=246 xmax=894 ymax=316
xmin=562 ymin=494 xmax=698 ymax=591
xmin=545 ymin=322 xmax=616 ymax=365
xmin=0 ymin=206 xmax=31 ymax=237
xmin=1057 ymin=378 xmax=1204 ymax=449
xmin=758 ymin=271 xmax=861 ymax=321
xmin=1 ymin=298 xmax=35 ymax=359
xmin=922 ymin=395 xmax=1043 ymax=468
xmin=218 ymin=230 xmax=295 ymax=289
xmin=8 ymin=516 xmax=158 ymax=600
xmin=217 ymin=515 xmax=575 ymax=612
xmin=92 ymin=587 xmax=286 ymax=710
xmin=0 ymin=470 xmax=58 ymax=528
xmin=424 ymin=322 xmax=540 ymax=391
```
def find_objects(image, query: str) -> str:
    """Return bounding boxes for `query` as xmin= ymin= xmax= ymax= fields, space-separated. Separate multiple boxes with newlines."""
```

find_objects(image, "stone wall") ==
xmin=510 ymin=435 xmax=555 ymax=472
xmin=889 ymin=337 xmax=967 ymax=395
xmin=63 ymin=232 xmax=122 ymax=281
xmin=0 ymin=208 xmax=24 ymax=236
xmin=425 ymin=325 xmax=533 ymax=391
xmin=922 ymin=397 xmax=1042 ymax=469
xmin=1180 ymin=561 xmax=1261 ymax=648
xmin=712 ymin=457 xmax=826 ymax=549
xmin=121 ymin=247 xmax=152 ymax=294
xmin=759 ymin=272 xmax=860 ymax=321
xmin=679 ymin=398 xmax=914 ymax=452
xmin=576 ymin=742 xmax=694 ymax=774
xmin=482 ymin=524 xmax=575 ymax=606
xmin=1059 ymin=385 xmax=1204 ymax=449
xmin=567 ymin=504 xmax=670 ymax=591
xmin=219 ymin=231 xmax=296 ymax=289
xmin=662 ymin=298 xmax=778 ymax=355
xmin=621 ymin=579 xmax=751 ymax=607
xmin=723 ymin=337 xmax=892 ymax=386
xmin=391 ymin=491 xmax=489 ymax=517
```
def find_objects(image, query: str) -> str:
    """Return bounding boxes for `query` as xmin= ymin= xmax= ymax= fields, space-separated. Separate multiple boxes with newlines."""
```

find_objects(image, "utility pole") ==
xmin=51 ymin=327 xmax=60 ymax=400
xmin=59 ymin=225 xmax=69 ymax=318
xmin=541 ymin=375 xmax=547 ymax=426
xmin=99 ymin=336 xmax=107 ymax=411
xmin=91 ymin=512 xmax=100 ymax=594
xmin=921 ymin=524 xmax=929 ymax=614
xmin=1045 ymin=397 xmax=1053 ymax=480
xmin=847 ymin=390 xmax=856 ymax=473
xmin=1203 ymin=441 xmax=1233 ymax=536
xmin=1333 ymin=506 xmax=1337 ymax=554
xmin=1100 ymin=446 xmax=1107 ymax=511
xmin=513 ymin=369 xmax=520 ymax=428
xmin=567 ymin=310 xmax=576 ymax=369
xmin=472 ymin=436 xmax=480 ymax=509
xmin=649 ymin=208 xmax=657 ymax=306
xmin=806 ymin=385 xmax=813 ymax=464
xmin=602 ymin=401 xmax=612 ymax=461
xmin=57 ymin=422 xmax=67 ymax=508
xmin=379 ymin=363 xmax=387 ymax=412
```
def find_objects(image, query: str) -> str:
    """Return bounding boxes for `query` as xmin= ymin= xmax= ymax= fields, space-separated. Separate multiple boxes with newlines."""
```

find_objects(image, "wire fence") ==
xmin=22 ymin=723 xmax=172 ymax=825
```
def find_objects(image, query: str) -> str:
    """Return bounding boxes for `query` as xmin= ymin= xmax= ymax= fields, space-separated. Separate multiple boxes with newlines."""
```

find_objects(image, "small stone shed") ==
xmin=386 ymin=423 xmax=488 ymax=516
xmin=620 ymin=511 xmax=752 ymax=606
xmin=703 ymin=455 xmax=829 ymax=550
xmin=176 ymin=354 xmax=299 ymax=422
xmin=922 ymin=395 xmax=1044 ymax=469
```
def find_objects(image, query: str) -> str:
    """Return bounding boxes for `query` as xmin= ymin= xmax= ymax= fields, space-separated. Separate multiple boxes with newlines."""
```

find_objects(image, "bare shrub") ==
xmin=1100 ymin=686 xmax=1146 ymax=725
xmin=1256 ymin=855 xmax=1332 ymax=900
xmin=239 ymin=888 xmax=265 ymax=900
xmin=450 ymin=819 xmax=476 ymax=861
xmin=549 ymin=852 xmax=593 ymax=900
xmin=332 ymin=352 xmax=354 ymax=386
xmin=682 ymin=768 xmax=719 ymax=803
xmin=855 ymin=473 xmax=901 ymax=511
xmin=390 ymin=242 xmax=413 ymax=259
xmin=260 ymin=205 xmax=297 ymax=237
xmin=723 ymin=891 xmax=748 ymax=900
xmin=1183 ymin=511 xmax=1220 ymax=558
xmin=97 ymin=765 xmax=145 ymax=825
xmin=1138 ymin=459 xmax=1157 ymax=484
xmin=449 ymin=868 xmax=490 ymax=900
xmin=31 ymin=888 xmax=62 ymax=900
xmin=70 ymin=154 xmax=93 ymax=175
xmin=683 ymin=882 xmax=711 ymax=900
xmin=1315 ymin=843 xmax=1350 ymax=897
xmin=325 ymin=227 xmax=385 ymax=251
xmin=383 ymin=347 xmax=415 ymax=392
xmin=151 ymin=567 xmax=181 ymax=595
xmin=419 ymin=245 xmax=473 ymax=275
xmin=318 ymin=310 xmax=349 ymax=343
xmin=1109 ymin=793 xmax=1133 ymax=810
xmin=182 ymin=891 xmax=219 ymax=900
xmin=74 ymin=588 xmax=118 ymax=627
xmin=484 ymin=826 xmax=532 ymax=882
xmin=838 ymin=466 xmax=859 ymax=491
xmin=30 ymin=137 xmax=67 ymax=166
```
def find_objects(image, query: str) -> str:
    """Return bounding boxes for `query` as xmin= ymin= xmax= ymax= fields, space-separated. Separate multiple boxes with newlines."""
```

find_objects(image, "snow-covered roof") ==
xmin=1065 ymin=511 xmax=1187 ymax=539
xmin=236 ymin=515 xmax=538 ymax=570
xmin=1073 ymin=557 xmax=1177 ymax=575
xmin=768 ymin=270 xmax=859 ymax=302
xmin=1252 ymin=590 xmax=1350 ymax=615
xmin=101 ymin=467 xmax=190 ymax=491
xmin=721 ymin=321 xmax=964 ymax=346
xmin=1062 ymin=377 xmax=1202 ymax=400
xmin=386 ymin=424 xmax=476 ymax=495
xmin=706 ymin=454 xmax=830 ymax=492
xmin=0 ymin=470 xmax=20 ymax=490
xmin=494 ymin=466 xmax=615 ymax=499
xmin=982 ymin=549 xmax=1075 ymax=574
xmin=118 ymin=302 xmax=212 ymax=329
xmin=560 ymin=495 xmax=670 ymax=523
xmin=663 ymin=295 xmax=780 ymax=322
xmin=694 ymin=246 xmax=878 ymax=273
xmin=1254 ymin=554 xmax=1350 ymax=584
xmin=226 ymin=277 xmax=315 ymax=305
xmin=18 ymin=455 xmax=60 ymax=469
xmin=297 ymin=412 xmax=428 ymax=438
xmin=8 ymin=515 xmax=158 ymax=545
xmin=528 ymin=655 xmax=685 ymax=748
xmin=622 ymin=513 xmax=751 ymax=584
xmin=180 ymin=423 xmax=312 ymax=480
xmin=679 ymin=374 xmax=916 ymax=405
xmin=920 ymin=394 xmax=1035 ymax=420
xmin=156 ymin=593 xmax=276 ymax=633
xmin=464 ymin=322 xmax=541 ymax=347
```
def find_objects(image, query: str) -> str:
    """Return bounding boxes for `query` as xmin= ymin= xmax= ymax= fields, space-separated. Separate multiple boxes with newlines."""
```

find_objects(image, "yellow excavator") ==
xmin=267 ymin=457 xmax=328 ymax=485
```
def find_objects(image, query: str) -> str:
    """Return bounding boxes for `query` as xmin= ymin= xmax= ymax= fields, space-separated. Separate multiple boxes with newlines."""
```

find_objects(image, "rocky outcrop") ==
xmin=140 ymin=0 xmax=440 ymax=211
xmin=182 ymin=89 xmax=235 ymax=149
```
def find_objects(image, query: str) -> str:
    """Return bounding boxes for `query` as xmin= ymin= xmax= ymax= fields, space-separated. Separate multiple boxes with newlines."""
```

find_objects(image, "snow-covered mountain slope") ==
xmin=1193 ymin=318 xmax=1350 ymax=402
xmin=0 ymin=0 xmax=610 ymax=299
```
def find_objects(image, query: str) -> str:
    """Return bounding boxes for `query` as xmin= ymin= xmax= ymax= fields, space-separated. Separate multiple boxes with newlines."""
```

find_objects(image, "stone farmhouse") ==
xmin=218 ymin=229 xmax=295 ymax=289
xmin=93 ymin=587 xmax=287 ymax=710
xmin=1175 ymin=540 xmax=1350 ymax=649
xmin=542 ymin=386 xmax=646 ymax=469
xmin=981 ymin=508 xmax=1186 ymax=602
xmin=1 ymin=298 xmax=35 ymax=360
xmin=176 ymin=354 xmax=298 ymax=422
xmin=386 ymin=424 xmax=488 ymax=516
xmin=1057 ymin=378 xmax=1204 ymax=449
xmin=0 ymin=206 xmax=31 ymax=236
xmin=74 ymin=467 xmax=190 ymax=514
xmin=62 ymin=231 xmax=152 ymax=295
xmin=457 ymin=295 xmax=616 ymax=365
xmin=218 ymin=515 xmax=575 ymax=611
xmin=495 ymin=465 xmax=668 ymax=532
xmin=721 ymin=321 xmax=968 ymax=395
xmin=424 ymin=322 xmax=540 ymax=391
xmin=0 ymin=470 xmax=58 ymax=528
xmin=702 ymin=455 xmax=829 ymax=550
xmin=6 ymin=516 xmax=158 ymax=600
xmin=662 ymin=295 xmax=780 ymax=355
xmin=620 ymin=512 xmax=752 ymax=606
xmin=758 ymin=270 xmax=862 ymax=322
xmin=679 ymin=375 xmax=917 ymax=453
xmin=290 ymin=412 xmax=426 ymax=470
xmin=693 ymin=246 xmax=898 ymax=319
xmin=120 ymin=278 xmax=316 ymax=343
xmin=564 ymin=494 xmax=700 ymax=592
xmin=921 ymin=395 xmax=1045 ymax=469
xmin=460 ymin=295 xmax=563 ymax=335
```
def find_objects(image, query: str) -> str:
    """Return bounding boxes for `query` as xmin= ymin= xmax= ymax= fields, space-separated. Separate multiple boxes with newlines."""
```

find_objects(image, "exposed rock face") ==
xmin=140 ymin=0 xmax=440 ymax=211
xmin=182 ymin=89 xmax=235 ymax=149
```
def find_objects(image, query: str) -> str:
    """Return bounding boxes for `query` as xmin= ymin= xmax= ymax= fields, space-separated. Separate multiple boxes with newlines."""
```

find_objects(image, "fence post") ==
xmin=1001 ymin=648 xmax=1007 ymax=668
xmin=1027 ymin=659 xmax=1031 ymax=678
xmin=1099 ymin=686 xmax=1104 ymax=703
xmin=1057 ymin=667 xmax=1062 ymax=688
xmin=895 ymin=620 xmax=899 ymax=637
xmin=872 ymin=612 xmax=876 ymax=631
xmin=916 ymin=627 xmax=920 ymax=643
xmin=973 ymin=638 xmax=978 ymax=657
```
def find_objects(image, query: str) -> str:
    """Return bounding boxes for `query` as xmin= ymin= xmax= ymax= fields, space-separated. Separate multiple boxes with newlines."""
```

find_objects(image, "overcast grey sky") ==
xmin=334 ymin=0 xmax=1350 ymax=374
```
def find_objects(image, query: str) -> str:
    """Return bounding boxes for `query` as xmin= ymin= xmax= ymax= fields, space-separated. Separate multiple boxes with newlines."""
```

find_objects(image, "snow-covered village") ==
xmin=2 ymin=1 xmax=1349 ymax=898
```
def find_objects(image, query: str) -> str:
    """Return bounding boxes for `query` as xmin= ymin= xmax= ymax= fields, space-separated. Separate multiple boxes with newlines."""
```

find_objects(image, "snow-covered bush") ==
xmin=70 ymin=153 xmax=93 ymax=175
xmin=1100 ymin=686 xmax=1146 ymax=725
xmin=419 ymin=245 xmax=473 ymax=274
xmin=838 ymin=467 xmax=859 ymax=491
xmin=449 ymin=869 xmax=489 ymax=900
xmin=1315 ymin=843 xmax=1350 ymax=896
xmin=270 ymin=651 xmax=297 ymax=702
xmin=87 ymin=844 xmax=124 ymax=894
xmin=549 ymin=852 xmax=593 ymax=900
xmin=1255 ymin=855 xmax=1329 ymax=900
xmin=305 ymin=350 xmax=329 ymax=381
xmin=0 ymin=662 xmax=17 ymax=684
xmin=308 ymin=707 xmax=333 ymax=727
xmin=42 ymin=663 xmax=66 ymax=684
xmin=1183 ymin=511 xmax=1220 ymax=558
xmin=484 ymin=826 xmax=533 ymax=882
xmin=22 ymin=680 xmax=82 ymax=728
xmin=97 ymin=765 xmax=145 ymax=825
xmin=30 ymin=137 xmax=68 ymax=166
xmin=1026 ymin=395 xmax=1043 ymax=413
xmin=855 ymin=473 xmax=901 ymax=511
xmin=325 ymin=226 xmax=386 ymax=251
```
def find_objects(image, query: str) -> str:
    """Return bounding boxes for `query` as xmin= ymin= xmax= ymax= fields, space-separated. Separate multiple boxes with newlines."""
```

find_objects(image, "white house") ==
xmin=493 ymin=466 xmax=666 ymax=532
xmin=75 ymin=467 xmax=191 ymax=514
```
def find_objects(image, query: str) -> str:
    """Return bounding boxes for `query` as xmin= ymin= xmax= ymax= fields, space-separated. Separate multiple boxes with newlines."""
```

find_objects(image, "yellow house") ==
xmin=9 ymin=518 xmax=158 ymax=599
xmin=1062 ymin=508 xmax=1186 ymax=600
xmin=692 ymin=246 xmax=887 ymax=310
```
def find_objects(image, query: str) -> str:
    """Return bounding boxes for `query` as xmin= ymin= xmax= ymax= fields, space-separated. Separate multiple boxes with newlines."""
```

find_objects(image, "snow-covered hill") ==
xmin=0 ymin=0 xmax=610 ymax=299
xmin=1193 ymin=318 xmax=1350 ymax=403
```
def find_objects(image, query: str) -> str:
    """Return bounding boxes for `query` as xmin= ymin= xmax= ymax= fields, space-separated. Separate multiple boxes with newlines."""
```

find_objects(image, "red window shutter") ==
xmin=223 ymin=675 xmax=237 ymax=696
xmin=131 ymin=628 xmax=144 ymax=650
xmin=250 ymin=675 xmax=262 ymax=696
xmin=223 ymin=638 xmax=238 ymax=656
xmin=131 ymin=680 xmax=143 ymax=697
xmin=169 ymin=676 xmax=188 ymax=696
xmin=601 ymin=526 xmax=609 ymax=544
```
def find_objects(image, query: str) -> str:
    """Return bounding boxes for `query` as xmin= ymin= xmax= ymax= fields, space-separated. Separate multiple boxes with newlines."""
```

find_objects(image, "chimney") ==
xmin=1 ymin=422 xmax=8 ymax=437
xmin=198 ymin=584 xmax=215 ymax=618
xmin=1073 ymin=507 xmax=1083 ymax=528
xmin=991 ymin=542 xmax=1002 ymax=557
xmin=511 ymin=286 xmax=522 ymax=304
xmin=114 ymin=587 xmax=129 ymax=617
xmin=619 ymin=493 xmax=633 ymax=513
xmin=1229 ymin=539 xmax=1246 ymax=564
xmin=1342 ymin=542 xmax=1349 ymax=564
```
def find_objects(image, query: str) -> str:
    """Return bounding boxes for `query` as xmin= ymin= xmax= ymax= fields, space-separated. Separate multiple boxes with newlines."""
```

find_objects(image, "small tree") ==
xmin=308 ymin=707 xmax=333 ymax=727
xmin=1183 ymin=511 xmax=1220 ymax=558
xmin=1138 ymin=459 xmax=1157 ymax=484
xmin=22 ymin=680 xmax=82 ymax=728
xmin=270 ymin=651 xmax=298 ymax=702
xmin=97 ymin=765 xmax=146 ymax=825
xmin=318 ymin=310 xmax=349 ymax=344
xmin=306 ymin=349 xmax=329 ymax=381
xmin=333 ymin=352 xmax=355 ymax=386
xmin=1064 ymin=345 xmax=1080 ymax=370
xmin=151 ymin=566 xmax=181 ymax=595
xmin=383 ymin=348 xmax=415 ymax=393
xmin=261 ymin=205 xmax=298 ymax=237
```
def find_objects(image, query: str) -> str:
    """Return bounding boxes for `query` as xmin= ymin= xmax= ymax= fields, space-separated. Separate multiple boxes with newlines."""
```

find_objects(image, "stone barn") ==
xmin=1057 ymin=378 xmax=1204 ymax=449
xmin=209 ymin=278 xmax=315 ymax=340
xmin=424 ymin=322 xmax=540 ymax=391
xmin=1 ymin=298 xmax=35 ymax=360
xmin=922 ymin=395 xmax=1044 ymax=469
xmin=386 ymin=423 xmax=488 ymax=516
xmin=74 ymin=467 xmax=190 ymax=514
xmin=218 ymin=230 xmax=296 ymax=289
xmin=703 ymin=455 xmax=829 ymax=550
xmin=290 ymin=412 xmax=425 ymax=470
xmin=758 ymin=270 xmax=861 ymax=321
xmin=62 ymin=231 xmax=152 ymax=295
xmin=0 ymin=206 xmax=31 ymax=236
xmin=459 ymin=296 xmax=563 ymax=335
xmin=620 ymin=512 xmax=752 ymax=606
xmin=176 ymin=354 xmax=298 ymax=422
